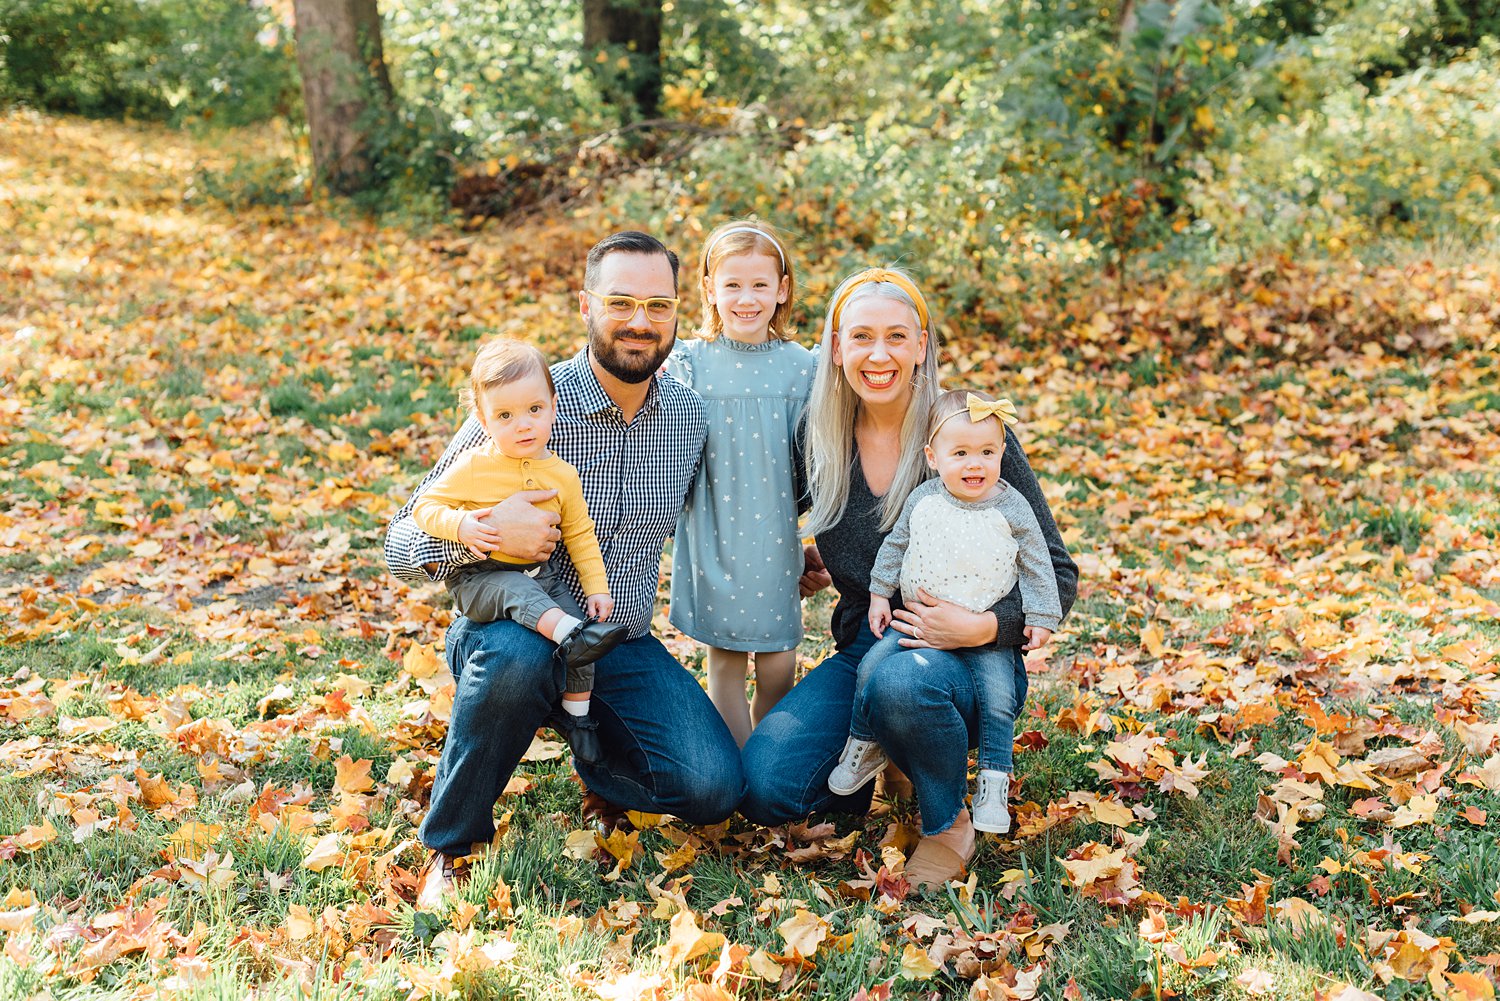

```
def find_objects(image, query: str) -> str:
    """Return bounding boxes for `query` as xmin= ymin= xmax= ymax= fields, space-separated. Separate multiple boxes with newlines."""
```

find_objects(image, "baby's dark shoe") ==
xmin=555 ymin=617 xmax=629 ymax=670
xmin=547 ymin=708 xmax=602 ymax=764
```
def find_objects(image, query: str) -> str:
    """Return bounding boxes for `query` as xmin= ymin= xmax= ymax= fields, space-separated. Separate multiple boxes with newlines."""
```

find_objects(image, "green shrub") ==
xmin=189 ymin=155 xmax=310 ymax=209
xmin=1185 ymin=41 xmax=1500 ymax=252
xmin=382 ymin=0 xmax=611 ymax=166
xmin=0 ymin=0 xmax=298 ymax=125
xmin=0 ymin=0 xmax=169 ymax=116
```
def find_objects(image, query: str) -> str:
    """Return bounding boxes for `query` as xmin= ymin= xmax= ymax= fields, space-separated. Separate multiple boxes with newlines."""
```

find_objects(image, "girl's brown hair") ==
xmin=459 ymin=338 xmax=554 ymax=417
xmin=698 ymin=220 xmax=797 ymax=342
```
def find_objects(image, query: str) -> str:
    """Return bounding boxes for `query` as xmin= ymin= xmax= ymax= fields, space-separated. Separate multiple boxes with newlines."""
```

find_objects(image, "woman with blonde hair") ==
xmin=740 ymin=267 xmax=1077 ymax=888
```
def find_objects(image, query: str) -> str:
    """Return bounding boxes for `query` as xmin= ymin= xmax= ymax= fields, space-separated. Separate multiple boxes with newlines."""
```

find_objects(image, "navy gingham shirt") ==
xmin=384 ymin=348 xmax=708 ymax=639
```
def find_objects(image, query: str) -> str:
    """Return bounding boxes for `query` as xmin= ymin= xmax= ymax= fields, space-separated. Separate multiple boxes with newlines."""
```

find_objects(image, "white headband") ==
xmin=704 ymin=226 xmax=785 ymax=274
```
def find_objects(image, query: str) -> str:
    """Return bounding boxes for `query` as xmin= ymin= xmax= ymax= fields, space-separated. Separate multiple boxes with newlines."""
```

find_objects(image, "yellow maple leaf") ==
xmin=1297 ymin=737 xmax=1340 ymax=783
xmin=599 ymin=828 xmax=638 ymax=871
xmin=656 ymin=841 xmax=697 ymax=874
xmin=654 ymin=909 xmax=724 ymax=968
xmin=403 ymin=642 xmax=442 ymax=679
xmin=287 ymin=903 xmax=316 ymax=940
xmin=1060 ymin=844 xmax=1127 ymax=887
xmin=0 ymin=906 xmax=39 ymax=934
xmin=1140 ymin=622 xmax=1167 ymax=658
xmin=1272 ymin=897 xmax=1326 ymax=934
xmin=302 ymin=832 xmax=343 ymax=872
xmin=1326 ymin=986 xmax=1383 ymax=1001
xmin=1389 ymin=794 xmax=1438 ymax=828
xmin=0 ymin=889 xmax=36 ymax=909
xmin=333 ymin=755 xmax=375 ymax=795
xmin=625 ymin=810 xmax=663 ymax=829
xmin=562 ymin=830 xmax=598 ymax=861
xmin=1470 ymin=755 xmax=1500 ymax=792
xmin=384 ymin=756 xmax=415 ymax=789
xmin=745 ymin=948 xmax=784 ymax=982
xmin=178 ymin=849 xmax=236 ymax=889
xmin=1446 ymin=973 xmax=1496 ymax=1001
xmin=325 ymin=440 xmax=357 ymax=463
xmin=330 ymin=673 xmax=371 ymax=699
xmin=57 ymin=715 xmax=117 ymax=738
xmin=778 ymin=908 xmax=829 ymax=959
xmin=522 ymin=736 xmax=565 ymax=762
xmin=1089 ymin=797 xmax=1136 ymax=827
xmin=167 ymin=821 xmax=222 ymax=862
xmin=1453 ymin=911 xmax=1500 ymax=924
xmin=899 ymin=942 xmax=940 ymax=979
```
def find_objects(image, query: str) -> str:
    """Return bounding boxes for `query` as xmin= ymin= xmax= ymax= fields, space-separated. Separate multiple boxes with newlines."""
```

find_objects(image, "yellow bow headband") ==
xmin=927 ymin=393 xmax=1019 ymax=444
xmin=828 ymin=268 xmax=930 ymax=332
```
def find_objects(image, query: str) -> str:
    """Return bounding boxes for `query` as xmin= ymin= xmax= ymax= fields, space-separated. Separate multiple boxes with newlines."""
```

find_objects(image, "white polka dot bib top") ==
xmin=868 ymin=477 xmax=1064 ymax=631
xmin=901 ymin=493 xmax=1020 ymax=612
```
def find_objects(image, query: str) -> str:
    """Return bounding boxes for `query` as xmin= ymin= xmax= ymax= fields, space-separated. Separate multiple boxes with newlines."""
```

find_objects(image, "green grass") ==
xmin=5 ymin=114 xmax=1500 ymax=1000
xmin=264 ymin=358 xmax=455 ymax=450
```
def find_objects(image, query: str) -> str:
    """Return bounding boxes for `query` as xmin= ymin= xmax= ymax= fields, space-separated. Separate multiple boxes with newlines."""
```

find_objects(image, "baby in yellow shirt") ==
xmin=412 ymin=338 xmax=626 ymax=763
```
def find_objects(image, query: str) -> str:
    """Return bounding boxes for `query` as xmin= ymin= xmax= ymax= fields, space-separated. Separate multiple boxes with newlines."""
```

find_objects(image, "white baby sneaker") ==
xmin=827 ymin=737 xmax=890 ymax=795
xmin=971 ymin=769 xmax=1012 ymax=834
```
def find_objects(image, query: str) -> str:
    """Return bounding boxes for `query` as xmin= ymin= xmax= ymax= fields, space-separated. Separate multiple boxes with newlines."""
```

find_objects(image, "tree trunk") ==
xmin=292 ymin=0 xmax=394 ymax=194
xmin=582 ymin=0 xmax=662 ymax=120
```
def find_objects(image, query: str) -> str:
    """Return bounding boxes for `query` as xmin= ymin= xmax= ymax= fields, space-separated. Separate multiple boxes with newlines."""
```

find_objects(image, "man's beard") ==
xmin=588 ymin=313 xmax=676 ymax=385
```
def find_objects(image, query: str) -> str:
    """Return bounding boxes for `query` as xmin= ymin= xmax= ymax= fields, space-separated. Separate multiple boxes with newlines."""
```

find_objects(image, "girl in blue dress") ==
xmin=667 ymin=221 xmax=814 ymax=746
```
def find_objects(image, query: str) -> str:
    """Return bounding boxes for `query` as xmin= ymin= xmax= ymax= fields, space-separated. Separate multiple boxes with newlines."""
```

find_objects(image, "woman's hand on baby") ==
xmin=891 ymin=588 xmax=1000 ymax=650
xmin=867 ymin=594 xmax=892 ymax=637
xmin=1023 ymin=626 xmax=1052 ymax=651
xmin=586 ymin=594 xmax=614 ymax=621
xmin=457 ymin=510 xmax=503 ymax=559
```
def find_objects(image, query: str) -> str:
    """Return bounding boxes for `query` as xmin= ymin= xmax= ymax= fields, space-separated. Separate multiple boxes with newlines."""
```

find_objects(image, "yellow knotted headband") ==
xmin=927 ymin=393 xmax=1019 ymax=444
xmin=828 ymin=268 xmax=930 ymax=332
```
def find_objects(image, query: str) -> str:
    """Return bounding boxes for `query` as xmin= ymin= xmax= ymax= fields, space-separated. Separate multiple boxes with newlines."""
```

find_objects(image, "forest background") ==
xmin=1 ymin=1 xmax=1499 ymax=999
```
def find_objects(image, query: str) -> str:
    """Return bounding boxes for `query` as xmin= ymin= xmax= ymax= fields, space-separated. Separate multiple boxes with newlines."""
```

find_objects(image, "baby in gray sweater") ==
xmin=828 ymin=389 xmax=1063 ymax=834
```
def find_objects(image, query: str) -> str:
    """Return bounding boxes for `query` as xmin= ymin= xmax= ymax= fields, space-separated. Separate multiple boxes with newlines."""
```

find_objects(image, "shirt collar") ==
xmin=560 ymin=346 xmax=663 ymax=420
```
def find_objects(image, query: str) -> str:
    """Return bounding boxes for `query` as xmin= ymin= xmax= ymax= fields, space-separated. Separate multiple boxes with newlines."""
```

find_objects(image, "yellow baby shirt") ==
xmin=410 ymin=444 xmax=609 ymax=596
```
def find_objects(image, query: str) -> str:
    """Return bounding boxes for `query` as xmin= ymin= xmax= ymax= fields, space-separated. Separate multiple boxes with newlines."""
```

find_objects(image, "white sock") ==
xmin=562 ymin=699 xmax=590 ymax=716
xmin=547 ymin=614 xmax=583 ymax=644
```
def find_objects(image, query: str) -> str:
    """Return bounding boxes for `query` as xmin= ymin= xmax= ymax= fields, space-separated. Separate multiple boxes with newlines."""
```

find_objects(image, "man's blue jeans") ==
xmin=742 ymin=625 xmax=1027 ymax=836
xmin=850 ymin=633 xmax=1024 ymax=772
xmin=420 ymin=616 xmax=747 ymax=856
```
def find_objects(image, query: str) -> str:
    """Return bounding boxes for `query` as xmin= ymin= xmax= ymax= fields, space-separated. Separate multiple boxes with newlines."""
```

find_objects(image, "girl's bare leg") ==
xmin=750 ymin=650 xmax=797 ymax=726
xmin=706 ymin=647 xmax=752 ymax=747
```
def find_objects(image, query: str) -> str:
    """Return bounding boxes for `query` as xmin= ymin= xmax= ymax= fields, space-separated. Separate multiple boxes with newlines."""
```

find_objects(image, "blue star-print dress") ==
xmin=665 ymin=335 xmax=814 ymax=652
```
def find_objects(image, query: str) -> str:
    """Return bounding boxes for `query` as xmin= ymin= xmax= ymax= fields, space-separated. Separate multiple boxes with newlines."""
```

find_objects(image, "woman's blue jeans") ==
xmin=420 ymin=616 xmax=746 ymax=857
xmin=850 ymin=633 xmax=1023 ymax=772
xmin=741 ymin=625 xmax=1030 ymax=836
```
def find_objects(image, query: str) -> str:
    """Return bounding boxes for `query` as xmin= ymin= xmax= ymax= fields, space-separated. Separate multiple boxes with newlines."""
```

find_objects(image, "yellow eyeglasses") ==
xmin=584 ymin=289 xmax=680 ymax=323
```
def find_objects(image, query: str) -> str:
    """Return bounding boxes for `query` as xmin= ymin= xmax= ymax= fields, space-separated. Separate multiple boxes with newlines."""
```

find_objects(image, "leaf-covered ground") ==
xmin=2 ymin=111 xmax=1499 ymax=1000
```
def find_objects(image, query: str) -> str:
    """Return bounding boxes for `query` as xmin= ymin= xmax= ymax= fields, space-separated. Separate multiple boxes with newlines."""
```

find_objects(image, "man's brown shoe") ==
xmin=581 ymin=791 xmax=633 ymax=836
xmin=416 ymin=850 xmax=469 ymax=910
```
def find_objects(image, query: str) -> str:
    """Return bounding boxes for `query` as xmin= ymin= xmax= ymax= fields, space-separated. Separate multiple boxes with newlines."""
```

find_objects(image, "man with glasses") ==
xmin=385 ymin=231 xmax=746 ymax=904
